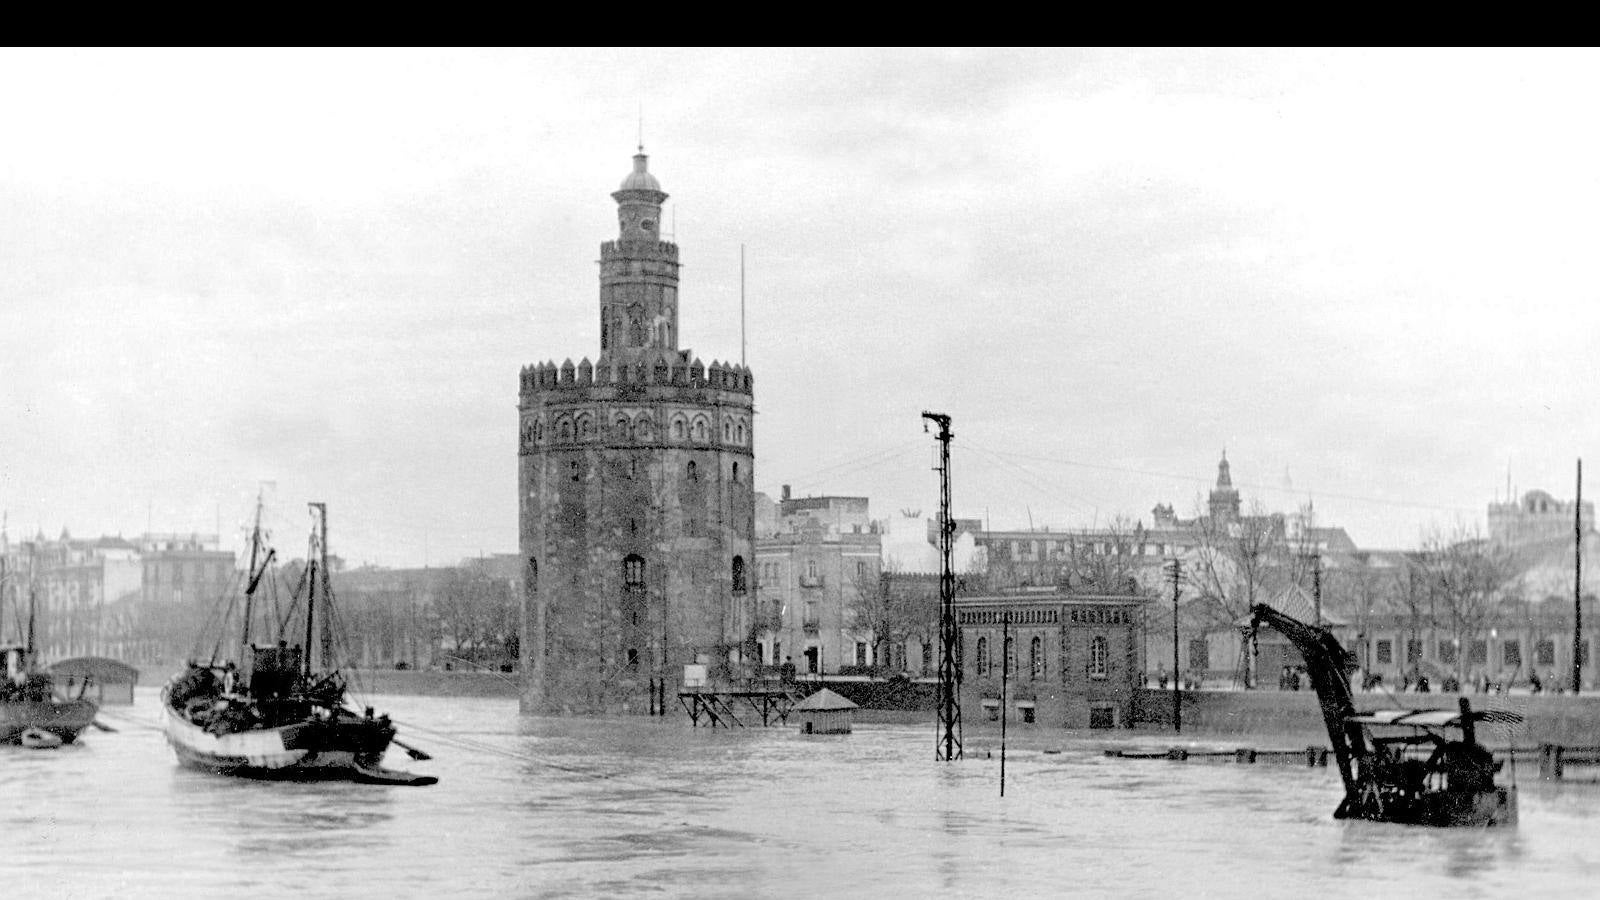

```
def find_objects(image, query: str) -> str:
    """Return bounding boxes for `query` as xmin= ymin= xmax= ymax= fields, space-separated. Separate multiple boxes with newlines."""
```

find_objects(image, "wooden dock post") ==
xmin=1541 ymin=743 xmax=1565 ymax=781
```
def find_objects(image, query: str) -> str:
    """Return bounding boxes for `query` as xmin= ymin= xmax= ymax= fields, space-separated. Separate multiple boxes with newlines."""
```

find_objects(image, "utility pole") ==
xmin=1576 ymin=459 xmax=1584 ymax=696
xmin=1166 ymin=557 xmax=1182 ymax=733
xmin=1000 ymin=609 xmax=1009 ymax=797
xmin=923 ymin=411 xmax=961 ymax=761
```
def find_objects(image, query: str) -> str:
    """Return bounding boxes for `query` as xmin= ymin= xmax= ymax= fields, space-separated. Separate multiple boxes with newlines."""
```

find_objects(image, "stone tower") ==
xmin=518 ymin=150 xmax=756 ymax=713
xmin=1207 ymin=451 xmax=1241 ymax=523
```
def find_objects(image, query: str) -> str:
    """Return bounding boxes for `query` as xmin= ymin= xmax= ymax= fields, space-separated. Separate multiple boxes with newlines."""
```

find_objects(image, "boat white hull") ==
xmin=160 ymin=693 xmax=433 ymax=784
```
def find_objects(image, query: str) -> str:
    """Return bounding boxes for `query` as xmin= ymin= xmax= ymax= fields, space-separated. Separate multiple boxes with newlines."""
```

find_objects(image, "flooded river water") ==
xmin=5 ymin=688 xmax=1600 ymax=898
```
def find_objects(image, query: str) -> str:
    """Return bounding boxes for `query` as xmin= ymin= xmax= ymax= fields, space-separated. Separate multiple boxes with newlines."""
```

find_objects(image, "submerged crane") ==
xmin=1248 ymin=603 xmax=1519 ymax=827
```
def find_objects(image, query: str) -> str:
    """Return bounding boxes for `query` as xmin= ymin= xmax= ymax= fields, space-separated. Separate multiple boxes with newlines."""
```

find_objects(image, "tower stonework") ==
xmin=518 ymin=151 xmax=756 ymax=713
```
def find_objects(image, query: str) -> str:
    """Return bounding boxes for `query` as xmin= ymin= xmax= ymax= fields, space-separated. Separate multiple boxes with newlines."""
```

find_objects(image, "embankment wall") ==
xmin=1133 ymin=688 xmax=1600 ymax=745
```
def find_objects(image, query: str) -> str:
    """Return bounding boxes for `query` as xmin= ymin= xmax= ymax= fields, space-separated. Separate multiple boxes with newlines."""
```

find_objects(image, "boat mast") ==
xmin=241 ymin=491 xmax=264 ymax=660
xmin=303 ymin=518 xmax=318 ymax=681
xmin=313 ymin=502 xmax=332 ymax=672
xmin=26 ymin=565 xmax=36 ymax=663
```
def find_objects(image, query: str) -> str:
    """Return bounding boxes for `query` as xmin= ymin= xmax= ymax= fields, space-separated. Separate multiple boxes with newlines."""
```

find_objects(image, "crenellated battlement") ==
xmin=519 ymin=353 xmax=754 ymax=396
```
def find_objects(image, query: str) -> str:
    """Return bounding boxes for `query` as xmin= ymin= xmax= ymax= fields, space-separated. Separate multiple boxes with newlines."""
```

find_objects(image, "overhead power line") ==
xmin=968 ymin=444 xmax=1482 ymax=517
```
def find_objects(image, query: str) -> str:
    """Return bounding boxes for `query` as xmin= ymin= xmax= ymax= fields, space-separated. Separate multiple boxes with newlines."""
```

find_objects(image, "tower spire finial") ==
xmin=638 ymin=102 xmax=644 ymax=153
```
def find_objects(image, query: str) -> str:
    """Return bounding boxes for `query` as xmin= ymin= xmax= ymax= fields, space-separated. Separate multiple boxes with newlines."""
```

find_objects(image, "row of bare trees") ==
xmin=837 ymin=497 xmax=1530 ymax=685
xmin=1185 ymin=498 xmax=1527 ymax=684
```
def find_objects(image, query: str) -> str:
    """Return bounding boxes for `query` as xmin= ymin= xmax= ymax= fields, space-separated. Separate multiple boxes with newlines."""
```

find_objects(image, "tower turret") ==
xmin=600 ymin=150 xmax=680 ymax=357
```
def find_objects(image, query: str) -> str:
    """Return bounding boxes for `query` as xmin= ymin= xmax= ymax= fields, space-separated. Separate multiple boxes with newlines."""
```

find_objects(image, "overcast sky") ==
xmin=3 ymin=48 xmax=1596 ymax=566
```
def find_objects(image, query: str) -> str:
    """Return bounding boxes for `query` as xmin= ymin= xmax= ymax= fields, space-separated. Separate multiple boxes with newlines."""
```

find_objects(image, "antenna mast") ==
xmin=923 ymin=411 xmax=961 ymax=761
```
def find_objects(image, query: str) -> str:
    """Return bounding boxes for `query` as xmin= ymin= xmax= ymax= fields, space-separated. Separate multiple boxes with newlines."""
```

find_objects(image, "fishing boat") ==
xmin=160 ymin=500 xmax=436 ymax=785
xmin=2 ymin=645 xmax=99 ymax=746
xmin=1 ymin=553 xmax=100 ymax=747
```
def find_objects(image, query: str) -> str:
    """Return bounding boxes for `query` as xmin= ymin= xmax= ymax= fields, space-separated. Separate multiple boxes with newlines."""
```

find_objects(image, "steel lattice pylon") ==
xmin=923 ymin=411 xmax=962 ymax=761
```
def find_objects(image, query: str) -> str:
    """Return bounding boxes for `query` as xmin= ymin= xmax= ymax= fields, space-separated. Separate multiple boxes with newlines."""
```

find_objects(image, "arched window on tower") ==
xmin=687 ymin=460 xmax=697 ymax=480
xmin=622 ymin=554 xmax=647 ymax=671
xmin=732 ymin=556 xmax=747 ymax=594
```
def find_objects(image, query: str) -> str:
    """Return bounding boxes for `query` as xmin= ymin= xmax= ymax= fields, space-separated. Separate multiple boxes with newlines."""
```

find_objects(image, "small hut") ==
xmin=47 ymin=657 xmax=139 ymax=705
xmin=795 ymin=687 xmax=858 ymax=735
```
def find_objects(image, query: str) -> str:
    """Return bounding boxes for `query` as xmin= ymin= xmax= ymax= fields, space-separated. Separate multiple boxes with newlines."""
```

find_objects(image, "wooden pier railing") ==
xmin=1537 ymin=743 xmax=1600 ymax=780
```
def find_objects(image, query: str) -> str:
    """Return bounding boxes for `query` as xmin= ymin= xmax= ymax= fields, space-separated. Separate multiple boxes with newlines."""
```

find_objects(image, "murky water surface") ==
xmin=5 ymin=687 xmax=1600 ymax=898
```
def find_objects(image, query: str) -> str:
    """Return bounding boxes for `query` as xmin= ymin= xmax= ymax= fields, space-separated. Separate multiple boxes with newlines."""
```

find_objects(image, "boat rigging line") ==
xmin=383 ymin=716 xmax=703 ymax=798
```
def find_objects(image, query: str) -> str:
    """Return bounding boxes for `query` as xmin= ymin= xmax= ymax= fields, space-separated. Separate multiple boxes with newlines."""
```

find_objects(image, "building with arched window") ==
xmin=518 ymin=149 xmax=756 ymax=713
xmin=956 ymin=588 xmax=1146 ymax=729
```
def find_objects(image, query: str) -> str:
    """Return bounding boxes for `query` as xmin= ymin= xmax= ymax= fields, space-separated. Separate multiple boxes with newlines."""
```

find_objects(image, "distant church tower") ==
xmin=518 ymin=149 xmax=756 ymax=713
xmin=1207 ymin=451 xmax=1241 ymax=523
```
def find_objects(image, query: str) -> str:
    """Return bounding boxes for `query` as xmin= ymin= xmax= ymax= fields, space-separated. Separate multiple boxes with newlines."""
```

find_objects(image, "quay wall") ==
xmin=136 ymin=666 xmax=520 ymax=699
xmin=796 ymin=677 xmax=939 ymax=712
xmin=1132 ymin=688 xmax=1600 ymax=745
xmin=345 ymin=669 xmax=520 ymax=698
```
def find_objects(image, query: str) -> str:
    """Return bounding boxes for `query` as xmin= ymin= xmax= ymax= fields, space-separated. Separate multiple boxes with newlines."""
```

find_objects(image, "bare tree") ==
xmin=1420 ymin=526 xmax=1519 ymax=686
xmin=845 ymin=560 xmax=933 ymax=673
xmin=1186 ymin=499 xmax=1294 ymax=630
xmin=1064 ymin=515 xmax=1147 ymax=595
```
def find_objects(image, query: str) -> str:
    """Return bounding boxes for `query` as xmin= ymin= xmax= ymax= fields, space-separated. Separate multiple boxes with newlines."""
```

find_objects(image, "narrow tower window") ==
xmin=732 ymin=556 xmax=747 ymax=594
